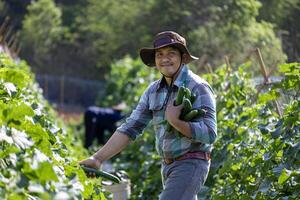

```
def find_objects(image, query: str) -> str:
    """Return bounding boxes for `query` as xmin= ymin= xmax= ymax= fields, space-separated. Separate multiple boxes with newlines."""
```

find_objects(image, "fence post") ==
xmin=224 ymin=55 xmax=232 ymax=77
xmin=60 ymin=75 xmax=64 ymax=109
xmin=45 ymin=74 xmax=48 ymax=99
xmin=0 ymin=16 xmax=10 ymax=44
xmin=255 ymin=48 xmax=282 ymax=117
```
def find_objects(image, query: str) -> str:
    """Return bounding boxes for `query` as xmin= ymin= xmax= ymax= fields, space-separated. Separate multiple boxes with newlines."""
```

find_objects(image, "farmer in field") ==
xmin=80 ymin=31 xmax=217 ymax=199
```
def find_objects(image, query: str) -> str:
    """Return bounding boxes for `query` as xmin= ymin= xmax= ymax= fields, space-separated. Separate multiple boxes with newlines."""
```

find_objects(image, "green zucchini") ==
xmin=196 ymin=108 xmax=207 ymax=117
xmin=190 ymin=93 xmax=197 ymax=104
xmin=184 ymin=87 xmax=192 ymax=100
xmin=182 ymin=97 xmax=192 ymax=115
xmin=174 ymin=86 xmax=185 ymax=106
xmin=183 ymin=109 xmax=199 ymax=121
xmin=166 ymin=122 xmax=173 ymax=132
xmin=81 ymin=165 xmax=121 ymax=183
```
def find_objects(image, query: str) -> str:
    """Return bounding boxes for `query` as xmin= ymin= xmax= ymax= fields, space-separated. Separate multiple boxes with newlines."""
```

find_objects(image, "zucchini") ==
xmin=182 ymin=97 xmax=192 ymax=115
xmin=184 ymin=87 xmax=192 ymax=100
xmin=190 ymin=93 xmax=197 ymax=104
xmin=174 ymin=86 xmax=185 ymax=106
xmin=196 ymin=108 xmax=207 ymax=117
xmin=183 ymin=109 xmax=199 ymax=121
xmin=166 ymin=122 xmax=173 ymax=132
xmin=81 ymin=165 xmax=121 ymax=183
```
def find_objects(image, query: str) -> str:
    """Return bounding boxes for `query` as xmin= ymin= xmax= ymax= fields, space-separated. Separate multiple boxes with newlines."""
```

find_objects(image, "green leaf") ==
xmin=0 ymin=68 xmax=30 ymax=90
xmin=6 ymin=102 xmax=35 ymax=123
xmin=37 ymin=162 xmax=59 ymax=183
xmin=278 ymin=168 xmax=291 ymax=185
xmin=0 ymin=144 xmax=20 ymax=158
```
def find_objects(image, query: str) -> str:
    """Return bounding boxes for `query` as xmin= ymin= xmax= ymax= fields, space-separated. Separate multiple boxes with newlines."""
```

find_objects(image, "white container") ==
xmin=103 ymin=181 xmax=131 ymax=200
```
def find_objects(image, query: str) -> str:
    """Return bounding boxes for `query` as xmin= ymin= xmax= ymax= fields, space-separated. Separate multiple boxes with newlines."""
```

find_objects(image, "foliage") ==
xmin=77 ymin=0 xmax=286 ymax=73
xmin=1 ymin=0 xmax=299 ymax=82
xmin=0 ymin=53 xmax=107 ymax=199
xmin=21 ymin=0 xmax=66 ymax=67
xmin=258 ymin=0 xmax=299 ymax=25
xmin=258 ymin=0 xmax=300 ymax=63
xmin=98 ymin=56 xmax=160 ymax=108
xmin=202 ymin=62 xmax=300 ymax=199
xmin=189 ymin=0 xmax=286 ymax=74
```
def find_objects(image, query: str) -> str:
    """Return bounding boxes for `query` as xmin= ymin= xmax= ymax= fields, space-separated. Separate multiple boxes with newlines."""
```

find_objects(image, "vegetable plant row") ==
xmin=0 ymin=53 xmax=107 ymax=200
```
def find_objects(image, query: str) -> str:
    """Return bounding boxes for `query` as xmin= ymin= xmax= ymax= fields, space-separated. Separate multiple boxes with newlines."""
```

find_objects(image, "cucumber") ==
xmin=81 ymin=165 xmax=121 ymax=183
xmin=182 ymin=97 xmax=192 ymax=115
xmin=183 ymin=109 xmax=199 ymax=121
xmin=184 ymin=87 xmax=192 ymax=100
xmin=195 ymin=108 xmax=207 ymax=118
xmin=174 ymin=86 xmax=185 ymax=106
xmin=166 ymin=122 xmax=173 ymax=132
xmin=190 ymin=93 xmax=197 ymax=104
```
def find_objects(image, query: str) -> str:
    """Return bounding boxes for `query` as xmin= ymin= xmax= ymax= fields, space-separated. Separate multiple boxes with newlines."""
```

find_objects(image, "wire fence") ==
xmin=36 ymin=74 xmax=105 ymax=112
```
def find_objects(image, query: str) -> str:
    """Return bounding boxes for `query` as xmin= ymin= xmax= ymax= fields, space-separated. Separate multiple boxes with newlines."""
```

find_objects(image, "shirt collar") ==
xmin=155 ymin=65 xmax=188 ymax=91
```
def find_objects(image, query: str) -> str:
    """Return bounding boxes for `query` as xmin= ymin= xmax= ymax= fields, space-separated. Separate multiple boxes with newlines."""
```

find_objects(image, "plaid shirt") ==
xmin=117 ymin=65 xmax=217 ymax=159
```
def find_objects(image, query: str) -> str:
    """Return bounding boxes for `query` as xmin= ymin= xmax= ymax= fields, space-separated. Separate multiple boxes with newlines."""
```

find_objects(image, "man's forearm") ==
xmin=93 ymin=131 xmax=131 ymax=162
xmin=170 ymin=119 xmax=192 ymax=138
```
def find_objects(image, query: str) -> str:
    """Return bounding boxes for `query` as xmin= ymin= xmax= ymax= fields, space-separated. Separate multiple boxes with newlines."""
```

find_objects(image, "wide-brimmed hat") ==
xmin=140 ymin=31 xmax=199 ymax=67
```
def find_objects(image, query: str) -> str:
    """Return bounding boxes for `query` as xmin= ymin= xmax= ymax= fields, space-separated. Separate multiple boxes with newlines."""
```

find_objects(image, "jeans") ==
xmin=159 ymin=159 xmax=210 ymax=200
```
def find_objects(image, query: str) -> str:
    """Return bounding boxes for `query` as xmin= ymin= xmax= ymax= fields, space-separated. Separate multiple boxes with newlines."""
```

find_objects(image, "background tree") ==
xmin=258 ymin=0 xmax=300 ymax=62
xmin=21 ymin=0 xmax=65 ymax=71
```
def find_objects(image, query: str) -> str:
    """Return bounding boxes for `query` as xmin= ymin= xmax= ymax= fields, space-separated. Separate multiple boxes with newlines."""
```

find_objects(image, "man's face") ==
xmin=155 ymin=46 xmax=182 ymax=77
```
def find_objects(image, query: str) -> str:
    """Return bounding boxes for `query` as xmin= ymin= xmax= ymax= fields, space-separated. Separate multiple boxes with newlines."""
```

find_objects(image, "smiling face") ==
xmin=155 ymin=46 xmax=184 ymax=80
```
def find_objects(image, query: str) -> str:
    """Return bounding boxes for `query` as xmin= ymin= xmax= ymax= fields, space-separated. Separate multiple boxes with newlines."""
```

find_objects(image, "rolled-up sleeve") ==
xmin=188 ymin=83 xmax=217 ymax=144
xmin=116 ymin=86 xmax=153 ymax=140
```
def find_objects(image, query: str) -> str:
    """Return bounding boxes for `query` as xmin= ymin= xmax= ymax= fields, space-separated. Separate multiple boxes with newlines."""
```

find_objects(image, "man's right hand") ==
xmin=79 ymin=156 xmax=102 ymax=170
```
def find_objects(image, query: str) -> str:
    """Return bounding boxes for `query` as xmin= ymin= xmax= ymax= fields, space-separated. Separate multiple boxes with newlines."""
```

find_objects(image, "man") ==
xmin=83 ymin=103 xmax=126 ymax=148
xmin=80 ymin=31 xmax=217 ymax=200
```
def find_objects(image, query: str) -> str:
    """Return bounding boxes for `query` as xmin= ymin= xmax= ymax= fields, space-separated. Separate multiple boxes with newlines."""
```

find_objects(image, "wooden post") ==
xmin=15 ymin=44 xmax=21 ymax=56
xmin=60 ymin=75 xmax=65 ymax=110
xmin=10 ymin=37 xmax=18 ymax=58
xmin=7 ymin=33 xmax=16 ymax=47
xmin=224 ymin=55 xmax=231 ymax=77
xmin=205 ymin=63 xmax=213 ymax=74
xmin=0 ymin=16 xmax=10 ymax=43
xmin=255 ymin=48 xmax=269 ymax=84
xmin=3 ymin=25 xmax=13 ymax=43
xmin=197 ymin=54 xmax=208 ymax=68
xmin=44 ymin=74 xmax=48 ymax=99
xmin=255 ymin=48 xmax=282 ymax=117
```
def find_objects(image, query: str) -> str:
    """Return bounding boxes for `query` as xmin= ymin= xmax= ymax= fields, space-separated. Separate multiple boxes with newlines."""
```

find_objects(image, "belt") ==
xmin=163 ymin=151 xmax=211 ymax=165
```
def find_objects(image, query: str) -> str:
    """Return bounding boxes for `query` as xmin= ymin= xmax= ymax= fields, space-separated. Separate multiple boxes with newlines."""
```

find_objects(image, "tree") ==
xmin=21 ymin=0 xmax=64 ymax=69
xmin=258 ymin=0 xmax=300 ymax=63
xmin=188 ymin=0 xmax=286 ymax=73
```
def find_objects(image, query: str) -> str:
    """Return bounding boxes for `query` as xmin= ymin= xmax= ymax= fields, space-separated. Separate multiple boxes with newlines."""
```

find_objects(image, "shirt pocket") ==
xmin=149 ymin=93 xmax=165 ymax=126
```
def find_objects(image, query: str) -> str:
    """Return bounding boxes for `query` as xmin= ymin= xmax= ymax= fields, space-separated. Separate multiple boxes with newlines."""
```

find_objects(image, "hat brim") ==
xmin=140 ymin=42 xmax=199 ymax=67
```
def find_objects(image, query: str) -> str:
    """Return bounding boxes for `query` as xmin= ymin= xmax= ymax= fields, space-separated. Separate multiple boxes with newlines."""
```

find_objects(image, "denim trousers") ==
xmin=159 ymin=159 xmax=210 ymax=200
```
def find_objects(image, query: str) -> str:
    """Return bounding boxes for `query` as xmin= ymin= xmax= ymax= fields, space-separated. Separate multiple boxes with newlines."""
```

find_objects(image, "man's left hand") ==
xmin=165 ymin=101 xmax=183 ymax=126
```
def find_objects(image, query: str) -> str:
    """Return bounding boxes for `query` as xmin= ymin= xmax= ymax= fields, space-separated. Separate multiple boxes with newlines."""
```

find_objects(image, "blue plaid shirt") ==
xmin=117 ymin=65 xmax=217 ymax=159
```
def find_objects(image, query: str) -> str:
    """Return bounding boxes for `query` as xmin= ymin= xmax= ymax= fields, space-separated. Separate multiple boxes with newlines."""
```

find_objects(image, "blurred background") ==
xmin=0 ymin=0 xmax=299 ymax=115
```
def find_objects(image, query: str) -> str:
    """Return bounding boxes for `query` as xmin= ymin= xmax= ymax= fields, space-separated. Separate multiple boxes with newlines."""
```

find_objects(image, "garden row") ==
xmin=0 ymin=53 xmax=106 ymax=200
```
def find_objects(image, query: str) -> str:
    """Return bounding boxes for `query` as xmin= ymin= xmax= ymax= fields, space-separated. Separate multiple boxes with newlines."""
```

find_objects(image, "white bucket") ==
xmin=103 ymin=181 xmax=131 ymax=200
